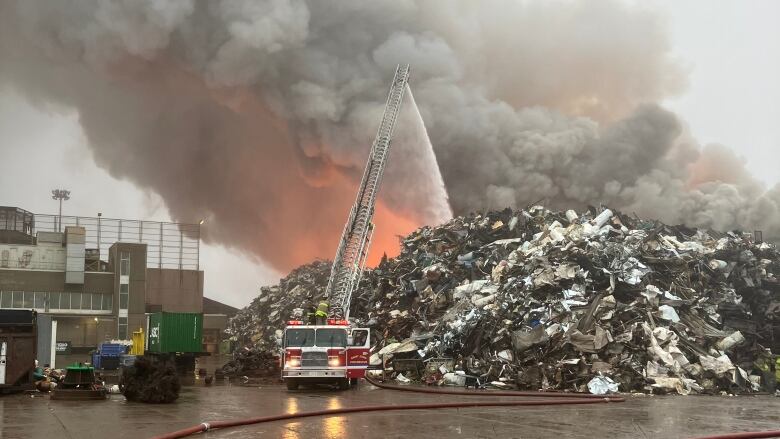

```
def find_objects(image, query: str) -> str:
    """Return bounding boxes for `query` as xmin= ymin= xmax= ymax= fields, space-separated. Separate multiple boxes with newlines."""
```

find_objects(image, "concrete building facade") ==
xmin=0 ymin=206 xmax=210 ymax=366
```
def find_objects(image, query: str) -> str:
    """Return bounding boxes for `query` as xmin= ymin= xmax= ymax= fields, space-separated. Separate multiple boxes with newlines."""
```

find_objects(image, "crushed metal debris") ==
xmin=220 ymin=346 xmax=280 ymax=378
xmin=227 ymin=206 xmax=780 ymax=394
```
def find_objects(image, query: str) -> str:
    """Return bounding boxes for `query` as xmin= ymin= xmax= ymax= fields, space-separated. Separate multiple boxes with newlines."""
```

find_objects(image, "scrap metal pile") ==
xmin=220 ymin=346 xmax=280 ymax=377
xmin=227 ymin=260 xmax=335 ymax=350
xmin=228 ymin=206 xmax=780 ymax=394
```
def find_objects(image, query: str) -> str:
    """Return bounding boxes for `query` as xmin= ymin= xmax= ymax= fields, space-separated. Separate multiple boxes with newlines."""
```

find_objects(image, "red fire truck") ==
xmin=281 ymin=319 xmax=370 ymax=390
xmin=280 ymin=65 xmax=410 ymax=391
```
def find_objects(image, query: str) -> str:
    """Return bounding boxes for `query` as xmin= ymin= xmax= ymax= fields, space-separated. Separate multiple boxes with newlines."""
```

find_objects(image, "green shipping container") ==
xmin=147 ymin=312 xmax=203 ymax=353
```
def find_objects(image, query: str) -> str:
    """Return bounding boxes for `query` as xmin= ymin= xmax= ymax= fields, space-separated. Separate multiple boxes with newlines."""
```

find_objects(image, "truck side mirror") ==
xmin=347 ymin=336 xmax=354 ymax=346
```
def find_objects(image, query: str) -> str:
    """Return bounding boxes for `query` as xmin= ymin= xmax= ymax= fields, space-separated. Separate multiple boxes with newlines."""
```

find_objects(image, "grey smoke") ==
xmin=0 ymin=0 xmax=778 ymax=272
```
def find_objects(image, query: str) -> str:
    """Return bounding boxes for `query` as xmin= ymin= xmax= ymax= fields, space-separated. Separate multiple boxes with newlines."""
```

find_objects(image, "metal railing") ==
xmin=31 ymin=214 xmax=200 ymax=270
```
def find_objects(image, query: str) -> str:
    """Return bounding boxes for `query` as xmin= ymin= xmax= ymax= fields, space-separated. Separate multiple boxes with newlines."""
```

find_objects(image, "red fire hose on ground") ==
xmin=152 ymin=399 xmax=621 ymax=439
xmin=687 ymin=433 xmax=780 ymax=439
xmin=152 ymin=377 xmax=623 ymax=439
xmin=151 ymin=377 xmax=780 ymax=439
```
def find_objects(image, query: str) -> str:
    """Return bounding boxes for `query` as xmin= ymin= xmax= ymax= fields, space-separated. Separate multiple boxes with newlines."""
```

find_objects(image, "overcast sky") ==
xmin=660 ymin=0 xmax=780 ymax=187
xmin=0 ymin=1 xmax=778 ymax=308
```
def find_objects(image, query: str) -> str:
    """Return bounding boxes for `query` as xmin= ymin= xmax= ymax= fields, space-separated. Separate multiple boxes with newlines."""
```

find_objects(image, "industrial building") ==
xmin=202 ymin=297 xmax=238 ymax=353
xmin=0 ymin=206 xmax=233 ymax=366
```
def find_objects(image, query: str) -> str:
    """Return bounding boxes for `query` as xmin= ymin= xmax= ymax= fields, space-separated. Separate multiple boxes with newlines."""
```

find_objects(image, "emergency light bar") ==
xmin=287 ymin=320 xmax=304 ymax=325
xmin=327 ymin=319 xmax=349 ymax=326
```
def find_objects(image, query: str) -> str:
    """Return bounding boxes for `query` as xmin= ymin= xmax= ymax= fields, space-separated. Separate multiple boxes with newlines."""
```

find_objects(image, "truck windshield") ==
xmin=285 ymin=328 xmax=315 ymax=347
xmin=315 ymin=328 xmax=347 ymax=347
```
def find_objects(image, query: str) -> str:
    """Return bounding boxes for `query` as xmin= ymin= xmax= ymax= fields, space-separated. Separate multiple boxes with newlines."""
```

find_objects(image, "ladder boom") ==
xmin=325 ymin=64 xmax=410 ymax=320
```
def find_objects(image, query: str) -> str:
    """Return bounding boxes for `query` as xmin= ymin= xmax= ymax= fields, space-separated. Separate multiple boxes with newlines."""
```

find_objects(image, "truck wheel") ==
xmin=337 ymin=378 xmax=350 ymax=390
xmin=286 ymin=379 xmax=299 ymax=390
xmin=350 ymin=378 xmax=358 ymax=388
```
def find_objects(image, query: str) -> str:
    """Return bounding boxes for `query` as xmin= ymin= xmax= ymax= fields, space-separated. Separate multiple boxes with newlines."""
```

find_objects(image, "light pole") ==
xmin=197 ymin=219 xmax=205 ymax=271
xmin=51 ymin=189 xmax=71 ymax=232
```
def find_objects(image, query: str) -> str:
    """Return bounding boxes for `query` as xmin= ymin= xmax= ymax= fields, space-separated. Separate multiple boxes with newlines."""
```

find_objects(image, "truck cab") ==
xmin=281 ymin=319 xmax=370 ymax=390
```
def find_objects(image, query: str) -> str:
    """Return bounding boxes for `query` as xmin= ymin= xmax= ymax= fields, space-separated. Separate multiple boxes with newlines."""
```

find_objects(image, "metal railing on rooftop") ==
xmin=32 ymin=214 xmax=200 ymax=270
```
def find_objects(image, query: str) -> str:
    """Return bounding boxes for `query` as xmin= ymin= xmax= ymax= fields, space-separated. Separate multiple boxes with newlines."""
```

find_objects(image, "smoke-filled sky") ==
xmin=0 ymin=0 xmax=778 ymax=307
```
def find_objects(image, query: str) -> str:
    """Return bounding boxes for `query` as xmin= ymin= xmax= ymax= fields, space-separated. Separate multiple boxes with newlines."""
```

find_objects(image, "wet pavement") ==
xmin=1 ymin=377 xmax=779 ymax=439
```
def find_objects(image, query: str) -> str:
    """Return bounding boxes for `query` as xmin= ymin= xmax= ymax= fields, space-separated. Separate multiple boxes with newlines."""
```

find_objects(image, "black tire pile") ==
xmin=120 ymin=356 xmax=181 ymax=403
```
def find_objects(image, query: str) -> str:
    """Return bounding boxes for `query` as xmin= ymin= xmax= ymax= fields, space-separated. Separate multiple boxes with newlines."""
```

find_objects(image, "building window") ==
xmin=119 ymin=284 xmax=129 ymax=310
xmin=49 ymin=292 xmax=59 ymax=309
xmin=62 ymin=292 xmax=72 ymax=309
xmin=0 ymin=291 xmax=113 ymax=311
xmin=118 ymin=317 xmax=128 ymax=340
xmin=1 ymin=291 xmax=12 ymax=308
xmin=12 ymin=291 xmax=23 ymax=308
xmin=81 ymin=293 xmax=91 ymax=310
xmin=23 ymin=291 xmax=34 ymax=308
xmin=91 ymin=293 xmax=101 ymax=311
xmin=34 ymin=292 xmax=46 ymax=309
xmin=120 ymin=251 xmax=130 ymax=276
xmin=71 ymin=292 xmax=81 ymax=309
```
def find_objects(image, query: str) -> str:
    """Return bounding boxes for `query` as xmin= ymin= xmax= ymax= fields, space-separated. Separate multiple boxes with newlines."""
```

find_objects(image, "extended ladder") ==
xmin=324 ymin=64 xmax=410 ymax=320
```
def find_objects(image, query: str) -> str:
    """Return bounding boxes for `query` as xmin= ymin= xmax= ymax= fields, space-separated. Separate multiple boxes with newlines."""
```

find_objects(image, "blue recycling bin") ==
xmin=91 ymin=352 xmax=102 ymax=369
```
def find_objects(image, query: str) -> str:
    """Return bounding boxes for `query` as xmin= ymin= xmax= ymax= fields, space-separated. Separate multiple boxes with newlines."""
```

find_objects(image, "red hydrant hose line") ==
xmin=688 ymin=433 xmax=780 ymax=439
xmin=150 ymin=377 xmax=780 ymax=439
xmin=152 ymin=397 xmax=622 ymax=439
xmin=366 ymin=380 xmax=780 ymax=439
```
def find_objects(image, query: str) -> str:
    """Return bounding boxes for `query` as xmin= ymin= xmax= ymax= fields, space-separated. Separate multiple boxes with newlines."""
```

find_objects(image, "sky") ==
xmin=0 ymin=94 xmax=278 ymax=308
xmin=0 ymin=0 xmax=778 ymax=308
xmin=659 ymin=0 xmax=780 ymax=188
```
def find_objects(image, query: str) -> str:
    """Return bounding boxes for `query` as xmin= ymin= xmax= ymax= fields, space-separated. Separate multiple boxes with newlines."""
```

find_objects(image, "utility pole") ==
xmin=51 ymin=189 xmax=71 ymax=232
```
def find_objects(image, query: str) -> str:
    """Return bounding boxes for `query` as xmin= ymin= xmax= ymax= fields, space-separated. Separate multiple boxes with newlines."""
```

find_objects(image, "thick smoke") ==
xmin=0 ymin=0 xmax=778 ymax=272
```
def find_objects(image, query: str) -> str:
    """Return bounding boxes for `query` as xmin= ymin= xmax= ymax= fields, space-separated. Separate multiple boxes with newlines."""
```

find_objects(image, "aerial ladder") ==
xmin=280 ymin=65 xmax=410 ymax=390
xmin=324 ymin=64 xmax=410 ymax=321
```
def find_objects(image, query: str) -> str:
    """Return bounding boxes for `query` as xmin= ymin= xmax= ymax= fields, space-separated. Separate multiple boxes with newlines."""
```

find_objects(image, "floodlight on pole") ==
xmin=51 ymin=189 xmax=71 ymax=232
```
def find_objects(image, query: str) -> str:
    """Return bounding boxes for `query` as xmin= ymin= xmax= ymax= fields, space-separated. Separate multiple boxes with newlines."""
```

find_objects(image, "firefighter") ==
xmin=305 ymin=301 xmax=317 ymax=325
xmin=315 ymin=300 xmax=329 ymax=325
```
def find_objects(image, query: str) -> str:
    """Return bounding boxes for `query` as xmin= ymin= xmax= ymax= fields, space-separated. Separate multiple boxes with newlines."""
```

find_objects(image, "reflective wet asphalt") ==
xmin=1 ymin=377 xmax=779 ymax=438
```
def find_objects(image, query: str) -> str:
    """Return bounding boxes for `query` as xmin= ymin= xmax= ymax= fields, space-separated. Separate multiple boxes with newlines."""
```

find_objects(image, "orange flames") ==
xmin=366 ymin=200 xmax=421 ymax=266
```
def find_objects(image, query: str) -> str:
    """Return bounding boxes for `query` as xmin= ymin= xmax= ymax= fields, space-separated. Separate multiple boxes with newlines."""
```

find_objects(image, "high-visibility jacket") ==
xmin=315 ymin=301 xmax=329 ymax=317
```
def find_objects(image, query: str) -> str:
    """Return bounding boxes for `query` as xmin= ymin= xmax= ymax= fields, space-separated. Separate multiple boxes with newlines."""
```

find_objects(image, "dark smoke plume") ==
xmin=1 ymin=0 xmax=778 ymax=272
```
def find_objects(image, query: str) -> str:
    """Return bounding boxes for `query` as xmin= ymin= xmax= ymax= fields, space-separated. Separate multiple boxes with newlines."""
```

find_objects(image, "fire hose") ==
xmin=363 ymin=379 xmax=780 ymax=439
xmin=152 ymin=378 xmax=779 ymax=439
xmin=153 ymin=399 xmax=621 ymax=439
xmin=152 ymin=377 xmax=623 ymax=439
xmin=687 ymin=433 xmax=780 ymax=439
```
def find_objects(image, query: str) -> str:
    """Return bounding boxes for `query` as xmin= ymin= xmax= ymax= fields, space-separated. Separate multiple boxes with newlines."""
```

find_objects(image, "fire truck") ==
xmin=280 ymin=64 xmax=410 ymax=390
xmin=281 ymin=319 xmax=371 ymax=390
